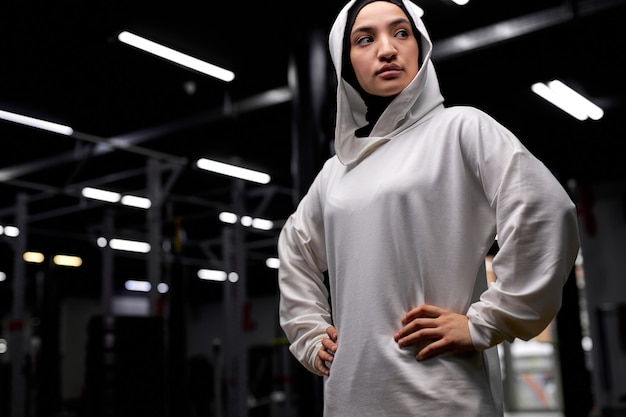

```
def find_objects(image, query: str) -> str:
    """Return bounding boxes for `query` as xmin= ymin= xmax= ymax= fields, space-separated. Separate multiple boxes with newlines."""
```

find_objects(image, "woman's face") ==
xmin=349 ymin=1 xmax=420 ymax=97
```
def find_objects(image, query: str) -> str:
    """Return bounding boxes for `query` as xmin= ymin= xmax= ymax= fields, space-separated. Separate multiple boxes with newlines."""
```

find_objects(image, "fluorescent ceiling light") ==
xmin=82 ymin=186 xmax=121 ymax=203
xmin=531 ymin=79 xmax=603 ymax=121
xmin=82 ymin=188 xmax=152 ymax=209
xmin=23 ymin=252 xmax=45 ymax=264
xmin=125 ymin=280 xmax=152 ymax=292
xmin=266 ymin=257 xmax=280 ymax=269
xmin=198 ymin=269 xmax=227 ymax=282
xmin=118 ymin=31 xmax=235 ymax=82
xmin=197 ymin=269 xmax=239 ymax=283
xmin=123 ymin=280 xmax=168 ymax=293
xmin=450 ymin=0 xmax=470 ymax=5
xmin=53 ymin=254 xmax=83 ymax=267
xmin=121 ymin=195 xmax=152 ymax=209
xmin=218 ymin=211 xmax=274 ymax=230
xmin=0 ymin=109 xmax=73 ymax=135
xmin=219 ymin=212 xmax=238 ymax=224
xmin=108 ymin=238 xmax=151 ymax=253
xmin=0 ymin=225 xmax=20 ymax=238
xmin=197 ymin=158 xmax=271 ymax=184
xmin=252 ymin=218 xmax=274 ymax=230
xmin=547 ymin=80 xmax=604 ymax=120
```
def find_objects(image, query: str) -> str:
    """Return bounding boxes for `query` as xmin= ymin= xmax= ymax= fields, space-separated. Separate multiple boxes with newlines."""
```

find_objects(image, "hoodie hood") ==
xmin=329 ymin=0 xmax=445 ymax=166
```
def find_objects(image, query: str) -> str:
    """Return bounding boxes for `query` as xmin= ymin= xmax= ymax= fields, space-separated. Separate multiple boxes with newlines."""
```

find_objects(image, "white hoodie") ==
xmin=277 ymin=1 xmax=580 ymax=415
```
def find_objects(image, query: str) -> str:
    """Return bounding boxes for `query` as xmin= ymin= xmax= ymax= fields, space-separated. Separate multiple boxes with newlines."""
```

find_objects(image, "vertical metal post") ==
xmin=222 ymin=179 xmax=248 ymax=417
xmin=288 ymin=27 xmax=333 ymax=204
xmin=9 ymin=193 xmax=27 ymax=417
xmin=102 ymin=209 xmax=114 ymax=316
xmin=555 ymin=267 xmax=593 ymax=416
xmin=233 ymin=179 xmax=248 ymax=417
xmin=147 ymin=159 xmax=162 ymax=316
xmin=213 ymin=338 xmax=224 ymax=417
xmin=222 ymin=226 xmax=234 ymax=416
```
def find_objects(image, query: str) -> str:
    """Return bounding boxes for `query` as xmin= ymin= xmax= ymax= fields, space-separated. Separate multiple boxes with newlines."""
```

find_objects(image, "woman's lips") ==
xmin=377 ymin=64 xmax=402 ymax=78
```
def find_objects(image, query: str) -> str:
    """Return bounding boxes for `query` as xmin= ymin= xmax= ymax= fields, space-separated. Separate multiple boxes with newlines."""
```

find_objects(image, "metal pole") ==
xmin=222 ymin=226 xmax=234 ymax=417
xmin=102 ymin=209 xmax=114 ymax=316
xmin=9 ymin=193 xmax=27 ymax=417
xmin=147 ymin=158 xmax=163 ymax=316
xmin=233 ymin=179 xmax=248 ymax=417
xmin=222 ymin=179 xmax=249 ymax=417
xmin=213 ymin=338 xmax=224 ymax=417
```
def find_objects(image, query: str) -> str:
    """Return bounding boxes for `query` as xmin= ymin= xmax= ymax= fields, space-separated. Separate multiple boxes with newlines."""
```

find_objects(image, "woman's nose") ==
xmin=378 ymin=37 xmax=397 ymax=60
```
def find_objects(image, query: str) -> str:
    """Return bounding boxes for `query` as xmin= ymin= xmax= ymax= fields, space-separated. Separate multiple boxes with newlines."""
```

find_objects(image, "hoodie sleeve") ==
xmin=464 ymin=110 xmax=580 ymax=350
xmin=277 ymin=170 xmax=331 ymax=376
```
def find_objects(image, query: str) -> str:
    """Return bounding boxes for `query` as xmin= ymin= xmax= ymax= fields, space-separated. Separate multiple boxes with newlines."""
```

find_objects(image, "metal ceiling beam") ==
xmin=432 ymin=0 xmax=625 ymax=61
xmin=0 ymin=86 xmax=291 ymax=184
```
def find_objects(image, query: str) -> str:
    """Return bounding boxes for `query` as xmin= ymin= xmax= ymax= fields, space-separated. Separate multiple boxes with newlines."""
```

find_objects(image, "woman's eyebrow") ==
xmin=351 ymin=18 xmax=412 ymax=35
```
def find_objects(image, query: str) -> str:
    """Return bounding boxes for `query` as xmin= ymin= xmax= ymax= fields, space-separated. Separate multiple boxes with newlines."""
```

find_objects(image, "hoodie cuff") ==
xmin=468 ymin=320 xmax=508 ymax=351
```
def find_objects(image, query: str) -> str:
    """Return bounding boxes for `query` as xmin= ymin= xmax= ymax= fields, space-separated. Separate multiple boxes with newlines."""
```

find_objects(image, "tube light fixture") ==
xmin=450 ymin=0 xmax=470 ymax=5
xmin=197 ymin=158 xmax=271 ymax=184
xmin=123 ymin=280 xmax=169 ymax=293
xmin=197 ymin=269 xmax=239 ymax=283
xmin=266 ymin=257 xmax=280 ymax=269
xmin=118 ymin=31 xmax=235 ymax=82
xmin=125 ymin=280 xmax=152 ymax=292
xmin=121 ymin=195 xmax=152 ymax=209
xmin=82 ymin=186 xmax=121 ymax=203
xmin=108 ymin=238 xmax=151 ymax=253
xmin=53 ymin=254 xmax=83 ymax=267
xmin=198 ymin=269 xmax=228 ymax=282
xmin=82 ymin=187 xmax=152 ymax=209
xmin=0 ymin=109 xmax=73 ymax=135
xmin=219 ymin=212 xmax=238 ymax=224
xmin=0 ymin=225 xmax=20 ymax=238
xmin=531 ymin=79 xmax=603 ymax=121
xmin=218 ymin=211 xmax=274 ymax=230
xmin=251 ymin=218 xmax=274 ymax=230
xmin=23 ymin=252 xmax=45 ymax=264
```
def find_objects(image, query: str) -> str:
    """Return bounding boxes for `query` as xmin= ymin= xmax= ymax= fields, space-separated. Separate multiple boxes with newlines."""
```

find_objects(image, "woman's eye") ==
xmin=395 ymin=29 xmax=410 ymax=38
xmin=356 ymin=36 xmax=373 ymax=45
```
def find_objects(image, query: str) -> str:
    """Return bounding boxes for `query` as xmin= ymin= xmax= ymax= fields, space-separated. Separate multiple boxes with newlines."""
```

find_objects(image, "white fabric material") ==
xmin=278 ymin=1 xmax=580 ymax=415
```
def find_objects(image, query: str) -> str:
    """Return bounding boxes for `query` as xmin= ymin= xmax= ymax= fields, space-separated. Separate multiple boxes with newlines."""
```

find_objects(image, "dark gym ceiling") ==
xmin=0 ymin=0 xmax=624 ymax=301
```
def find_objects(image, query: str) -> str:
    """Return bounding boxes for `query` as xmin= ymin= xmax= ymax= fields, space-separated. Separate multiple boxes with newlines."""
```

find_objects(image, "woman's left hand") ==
xmin=393 ymin=304 xmax=475 ymax=361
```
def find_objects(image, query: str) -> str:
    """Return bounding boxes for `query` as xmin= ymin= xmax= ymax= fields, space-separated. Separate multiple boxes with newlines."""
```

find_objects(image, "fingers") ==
xmin=324 ymin=326 xmax=339 ymax=353
xmin=394 ymin=315 xmax=437 ymax=343
xmin=394 ymin=305 xmax=474 ymax=360
xmin=415 ymin=338 xmax=445 ymax=361
xmin=316 ymin=326 xmax=339 ymax=376
xmin=401 ymin=304 xmax=442 ymax=324
xmin=321 ymin=335 xmax=338 ymax=355
xmin=316 ymin=347 xmax=334 ymax=373
xmin=315 ymin=355 xmax=331 ymax=376
xmin=326 ymin=325 xmax=338 ymax=342
xmin=394 ymin=324 xmax=439 ymax=347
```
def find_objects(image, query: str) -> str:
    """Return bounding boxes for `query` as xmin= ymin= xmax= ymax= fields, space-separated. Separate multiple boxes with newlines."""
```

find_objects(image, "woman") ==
xmin=277 ymin=0 xmax=580 ymax=415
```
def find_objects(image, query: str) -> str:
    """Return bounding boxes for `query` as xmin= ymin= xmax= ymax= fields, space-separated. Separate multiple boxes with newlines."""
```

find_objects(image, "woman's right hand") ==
xmin=315 ymin=326 xmax=338 ymax=376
